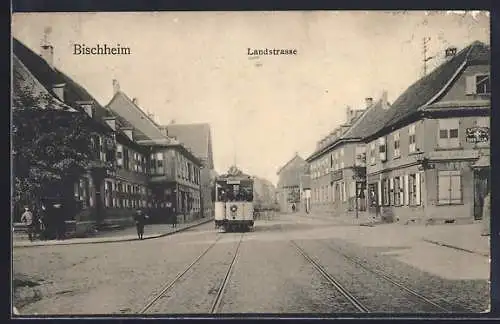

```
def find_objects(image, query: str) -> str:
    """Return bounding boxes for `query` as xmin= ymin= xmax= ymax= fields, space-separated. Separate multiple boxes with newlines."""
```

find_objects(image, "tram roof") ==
xmin=216 ymin=174 xmax=253 ymax=182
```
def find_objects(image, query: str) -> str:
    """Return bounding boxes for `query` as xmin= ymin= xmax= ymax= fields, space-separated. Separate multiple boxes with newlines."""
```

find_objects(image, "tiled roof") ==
xmin=277 ymin=154 xmax=308 ymax=188
xmin=366 ymin=41 xmax=490 ymax=139
xmin=12 ymin=54 xmax=76 ymax=112
xmin=277 ymin=153 xmax=305 ymax=175
xmin=162 ymin=123 xmax=213 ymax=166
xmin=106 ymin=91 xmax=166 ymax=141
xmin=341 ymin=98 xmax=389 ymax=140
xmin=13 ymin=38 xmax=114 ymax=129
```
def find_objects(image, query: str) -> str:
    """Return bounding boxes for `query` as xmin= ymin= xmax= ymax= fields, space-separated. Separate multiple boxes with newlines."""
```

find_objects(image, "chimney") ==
xmin=445 ymin=46 xmax=457 ymax=59
xmin=381 ymin=90 xmax=390 ymax=110
xmin=132 ymin=97 xmax=138 ymax=106
xmin=40 ymin=44 xmax=54 ymax=68
xmin=170 ymin=119 xmax=176 ymax=125
xmin=52 ymin=83 xmax=66 ymax=102
xmin=365 ymin=97 xmax=373 ymax=108
xmin=346 ymin=106 xmax=353 ymax=123
xmin=112 ymin=79 xmax=120 ymax=95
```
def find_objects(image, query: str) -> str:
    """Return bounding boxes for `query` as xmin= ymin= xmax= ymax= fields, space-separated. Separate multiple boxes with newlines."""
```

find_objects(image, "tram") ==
xmin=213 ymin=166 xmax=255 ymax=232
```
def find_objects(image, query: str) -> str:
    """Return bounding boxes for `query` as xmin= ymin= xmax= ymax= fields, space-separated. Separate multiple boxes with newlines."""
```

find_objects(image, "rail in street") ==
xmin=290 ymin=240 xmax=370 ymax=313
xmin=320 ymin=241 xmax=460 ymax=313
xmin=138 ymin=232 xmax=245 ymax=314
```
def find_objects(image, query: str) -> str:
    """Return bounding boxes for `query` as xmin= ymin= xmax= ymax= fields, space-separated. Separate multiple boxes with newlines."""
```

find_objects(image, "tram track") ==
xmin=289 ymin=240 xmax=370 ymax=313
xmin=138 ymin=233 xmax=244 ymax=314
xmin=292 ymin=237 xmax=457 ymax=313
xmin=320 ymin=241 xmax=458 ymax=313
xmin=209 ymin=233 xmax=244 ymax=314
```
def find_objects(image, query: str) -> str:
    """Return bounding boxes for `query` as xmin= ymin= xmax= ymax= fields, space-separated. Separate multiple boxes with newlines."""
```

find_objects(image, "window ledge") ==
xmin=393 ymin=155 xmax=401 ymax=160
xmin=435 ymin=147 xmax=464 ymax=151
xmin=436 ymin=202 xmax=464 ymax=206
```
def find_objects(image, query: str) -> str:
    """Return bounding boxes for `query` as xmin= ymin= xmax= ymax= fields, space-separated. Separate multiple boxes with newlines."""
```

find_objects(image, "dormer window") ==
xmin=466 ymin=74 xmax=490 ymax=95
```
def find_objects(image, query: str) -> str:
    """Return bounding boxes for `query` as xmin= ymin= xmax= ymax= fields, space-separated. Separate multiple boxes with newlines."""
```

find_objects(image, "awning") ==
xmin=471 ymin=155 xmax=490 ymax=168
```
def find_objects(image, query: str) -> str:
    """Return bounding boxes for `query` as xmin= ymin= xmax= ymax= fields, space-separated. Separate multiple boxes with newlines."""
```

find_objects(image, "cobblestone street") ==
xmin=13 ymin=213 xmax=490 ymax=315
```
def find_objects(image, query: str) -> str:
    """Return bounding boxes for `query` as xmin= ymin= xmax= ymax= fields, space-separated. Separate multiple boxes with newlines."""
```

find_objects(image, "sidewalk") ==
xmin=13 ymin=217 xmax=214 ymax=248
xmin=285 ymin=212 xmax=490 ymax=257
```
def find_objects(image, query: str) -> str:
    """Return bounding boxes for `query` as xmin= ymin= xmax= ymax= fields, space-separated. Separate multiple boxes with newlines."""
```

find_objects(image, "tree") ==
xmin=12 ymin=69 xmax=115 ymax=217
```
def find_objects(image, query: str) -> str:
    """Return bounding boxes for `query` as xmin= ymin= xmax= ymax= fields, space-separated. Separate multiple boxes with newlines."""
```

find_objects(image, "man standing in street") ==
xmin=134 ymin=209 xmax=149 ymax=240
xmin=21 ymin=206 xmax=34 ymax=242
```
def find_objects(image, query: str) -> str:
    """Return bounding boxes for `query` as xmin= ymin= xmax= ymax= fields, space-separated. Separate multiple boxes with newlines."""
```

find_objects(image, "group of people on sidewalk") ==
xmin=20 ymin=204 xmax=66 ymax=242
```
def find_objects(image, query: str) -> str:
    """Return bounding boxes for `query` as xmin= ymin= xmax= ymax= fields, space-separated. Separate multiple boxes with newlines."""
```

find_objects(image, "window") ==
xmin=378 ymin=137 xmax=387 ymax=161
xmin=382 ymin=178 xmax=390 ymax=206
xmin=340 ymin=148 xmax=344 ymax=157
xmin=340 ymin=161 xmax=345 ymax=169
xmin=393 ymin=132 xmax=400 ymax=158
xmin=123 ymin=148 xmax=130 ymax=170
xmin=116 ymin=144 xmax=124 ymax=166
xmin=370 ymin=143 xmax=376 ymax=165
xmin=408 ymin=173 xmax=421 ymax=206
xmin=438 ymin=118 xmax=460 ymax=148
xmin=438 ymin=170 xmax=462 ymax=204
xmin=105 ymin=181 xmax=112 ymax=207
xmin=409 ymin=124 xmax=417 ymax=153
xmin=393 ymin=177 xmax=404 ymax=206
xmin=156 ymin=152 xmax=164 ymax=175
xmin=355 ymin=146 xmax=366 ymax=166
xmin=466 ymin=74 xmax=490 ymax=95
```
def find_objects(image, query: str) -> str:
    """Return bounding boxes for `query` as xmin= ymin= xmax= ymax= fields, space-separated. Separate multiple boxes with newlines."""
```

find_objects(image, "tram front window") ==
xmin=216 ymin=183 xmax=253 ymax=202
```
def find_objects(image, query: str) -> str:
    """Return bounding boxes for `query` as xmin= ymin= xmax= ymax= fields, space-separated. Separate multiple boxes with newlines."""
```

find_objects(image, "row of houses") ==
xmin=277 ymin=41 xmax=490 ymax=224
xmin=13 ymin=37 xmax=216 ymax=225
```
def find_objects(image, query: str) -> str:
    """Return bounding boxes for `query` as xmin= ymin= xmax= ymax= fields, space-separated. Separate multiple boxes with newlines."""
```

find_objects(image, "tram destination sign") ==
xmin=466 ymin=127 xmax=489 ymax=143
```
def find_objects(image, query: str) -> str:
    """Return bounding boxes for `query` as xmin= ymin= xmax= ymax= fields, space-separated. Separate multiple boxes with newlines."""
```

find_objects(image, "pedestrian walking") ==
xmin=292 ymin=203 xmax=296 ymax=213
xmin=20 ymin=206 xmax=34 ymax=242
xmin=134 ymin=209 xmax=149 ymax=240
xmin=172 ymin=212 xmax=178 ymax=228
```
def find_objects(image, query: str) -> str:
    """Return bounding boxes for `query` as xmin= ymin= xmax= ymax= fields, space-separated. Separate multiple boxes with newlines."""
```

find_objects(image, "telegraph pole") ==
xmin=422 ymin=37 xmax=435 ymax=76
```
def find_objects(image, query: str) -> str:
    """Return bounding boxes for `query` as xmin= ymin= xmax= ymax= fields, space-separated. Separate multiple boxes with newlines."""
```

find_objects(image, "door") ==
xmin=473 ymin=168 xmax=490 ymax=220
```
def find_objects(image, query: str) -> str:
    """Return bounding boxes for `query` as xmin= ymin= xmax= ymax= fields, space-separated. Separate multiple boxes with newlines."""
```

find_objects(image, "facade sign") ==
xmin=466 ymin=127 xmax=489 ymax=143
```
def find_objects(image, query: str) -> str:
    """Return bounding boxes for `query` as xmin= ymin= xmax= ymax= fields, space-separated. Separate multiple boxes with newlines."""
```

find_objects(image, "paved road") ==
xmin=13 ymin=213 xmax=489 ymax=315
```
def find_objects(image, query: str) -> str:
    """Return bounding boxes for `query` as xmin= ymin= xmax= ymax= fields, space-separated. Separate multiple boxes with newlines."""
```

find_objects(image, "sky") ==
xmin=12 ymin=11 xmax=490 ymax=185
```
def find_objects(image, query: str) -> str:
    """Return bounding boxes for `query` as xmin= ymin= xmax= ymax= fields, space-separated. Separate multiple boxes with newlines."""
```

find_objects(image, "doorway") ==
xmin=473 ymin=168 xmax=490 ymax=220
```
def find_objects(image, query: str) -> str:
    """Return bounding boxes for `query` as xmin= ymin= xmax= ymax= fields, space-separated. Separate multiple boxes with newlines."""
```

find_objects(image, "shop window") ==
xmin=408 ymin=173 xmax=421 ymax=205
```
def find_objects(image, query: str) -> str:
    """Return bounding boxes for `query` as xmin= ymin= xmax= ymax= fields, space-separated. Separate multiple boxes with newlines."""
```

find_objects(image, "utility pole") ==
xmin=422 ymin=37 xmax=435 ymax=77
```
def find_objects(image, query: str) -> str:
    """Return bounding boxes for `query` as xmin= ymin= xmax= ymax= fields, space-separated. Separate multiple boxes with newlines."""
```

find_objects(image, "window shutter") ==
xmin=465 ymin=75 xmax=477 ymax=95
xmin=377 ymin=181 xmax=382 ymax=205
xmin=415 ymin=173 xmax=421 ymax=204
xmin=404 ymin=175 xmax=409 ymax=205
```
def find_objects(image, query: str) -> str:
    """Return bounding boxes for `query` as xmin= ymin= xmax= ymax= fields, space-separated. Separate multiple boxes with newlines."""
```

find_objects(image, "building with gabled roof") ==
xmin=159 ymin=122 xmax=216 ymax=218
xmin=363 ymin=41 xmax=490 ymax=225
xmin=105 ymin=82 xmax=203 ymax=223
xmin=276 ymin=153 xmax=308 ymax=212
xmin=305 ymin=99 xmax=374 ymax=218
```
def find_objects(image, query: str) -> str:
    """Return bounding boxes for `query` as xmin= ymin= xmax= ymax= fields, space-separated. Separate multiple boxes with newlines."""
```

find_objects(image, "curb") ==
xmin=13 ymin=218 xmax=214 ymax=248
xmin=422 ymin=238 xmax=489 ymax=258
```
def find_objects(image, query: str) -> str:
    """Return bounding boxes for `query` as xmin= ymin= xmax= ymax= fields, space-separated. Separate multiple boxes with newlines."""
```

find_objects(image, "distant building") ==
xmin=276 ymin=153 xmax=308 ymax=212
xmin=363 ymin=41 xmax=490 ymax=224
xmin=253 ymin=177 xmax=277 ymax=210
xmin=305 ymin=103 xmax=369 ymax=217
xmin=160 ymin=122 xmax=216 ymax=218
